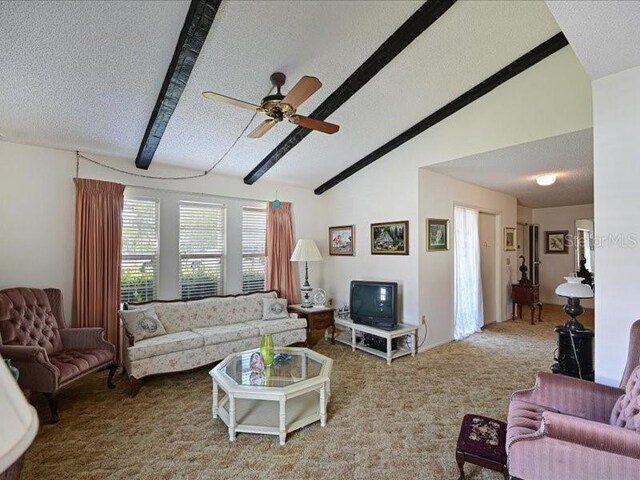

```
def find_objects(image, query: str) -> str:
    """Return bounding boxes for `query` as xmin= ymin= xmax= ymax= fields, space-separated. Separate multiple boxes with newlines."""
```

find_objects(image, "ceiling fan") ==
xmin=202 ymin=72 xmax=340 ymax=139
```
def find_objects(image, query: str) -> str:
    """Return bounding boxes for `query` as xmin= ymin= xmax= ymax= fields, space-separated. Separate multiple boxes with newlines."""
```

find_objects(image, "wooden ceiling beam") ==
xmin=135 ymin=0 xmax=221 ymax=170
xmin=243 ymin=0 xmax=457 ymax=185
xmin=314 ymin=32 xmax=569 ymax=195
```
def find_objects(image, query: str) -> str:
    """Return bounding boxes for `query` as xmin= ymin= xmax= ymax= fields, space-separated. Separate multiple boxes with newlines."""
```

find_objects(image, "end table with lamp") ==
xmin=290 ymin=239 xmax=323 ymax=308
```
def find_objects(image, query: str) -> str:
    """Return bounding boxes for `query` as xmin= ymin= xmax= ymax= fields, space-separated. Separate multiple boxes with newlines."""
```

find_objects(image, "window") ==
xmin=120 ymin=197 xmax=159 ymax=303
xmin=179 ymin=201 xmax=225 ymax=299
xmin=242 ymin=206 xmax=267 ymax=293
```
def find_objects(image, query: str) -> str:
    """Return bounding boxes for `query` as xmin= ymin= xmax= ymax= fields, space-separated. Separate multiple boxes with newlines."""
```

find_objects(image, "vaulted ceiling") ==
xmin=1 ymin=1 xmax=586 ymax=192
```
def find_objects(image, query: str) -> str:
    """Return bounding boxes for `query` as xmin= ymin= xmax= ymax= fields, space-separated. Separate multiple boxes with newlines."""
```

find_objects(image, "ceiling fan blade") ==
xmin=281 ymin=76 xmax=322 ymax=109
xmin=290 ymin=115 xmax=339 ymax=134
xmin=248 ymin=119 xmax=277 ymax=139
xmin=202 ymin=91 xmax=260 ymax=111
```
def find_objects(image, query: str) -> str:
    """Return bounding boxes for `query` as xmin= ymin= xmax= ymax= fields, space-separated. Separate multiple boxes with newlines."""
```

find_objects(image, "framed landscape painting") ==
xmin=329 ymin=225 xmax=354 ymax=256
xmin=427 ymin=218 xmax=449 ymax=251
xmin=504 ymin=227 xmax=516 ymax=251
xmin=545 ymin=230 xmax=569 ymax=254
xmin=371 ymin=221 xmax=409 ymax=255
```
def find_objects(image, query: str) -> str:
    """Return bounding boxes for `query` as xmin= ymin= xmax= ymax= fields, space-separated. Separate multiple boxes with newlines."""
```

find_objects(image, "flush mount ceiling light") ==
xmin=536 ymin=174 xmax=556 ymax=186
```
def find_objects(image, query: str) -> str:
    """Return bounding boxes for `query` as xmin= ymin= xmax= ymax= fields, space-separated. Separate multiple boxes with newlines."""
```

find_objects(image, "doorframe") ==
xmin=452 ymin=203 xmax=503 ymax=338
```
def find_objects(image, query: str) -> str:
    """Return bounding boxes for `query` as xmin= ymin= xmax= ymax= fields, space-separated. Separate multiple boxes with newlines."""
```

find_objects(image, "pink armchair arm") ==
xmin=512 ymin=372 xmax=623 ymax=423
xmin=60 ymin=328 xmax=115 ymax=354
xmin=543 ymin=411 xmax=640 ymax=459
xmin=0 ymin=344 xmax=60 ymax=391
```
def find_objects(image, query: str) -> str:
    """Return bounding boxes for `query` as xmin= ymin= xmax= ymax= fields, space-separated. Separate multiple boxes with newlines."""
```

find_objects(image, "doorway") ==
xmin=479 ymin=212 xmax=499 ymax=325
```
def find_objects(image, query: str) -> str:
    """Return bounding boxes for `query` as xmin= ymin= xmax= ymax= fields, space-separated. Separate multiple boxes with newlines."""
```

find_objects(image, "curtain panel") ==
xmin=72 ymin=178 xmax=125 ymax=361
xmin=265 ymin=202 xmax=300 ymax=304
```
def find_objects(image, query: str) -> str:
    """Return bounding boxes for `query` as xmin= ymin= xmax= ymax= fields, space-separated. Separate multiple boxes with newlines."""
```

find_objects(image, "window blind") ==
xmin=242 ymin=206 xmax=267 ymax=293
xmin=120 ymin=197 xmax=159 ymax=303
xmin=179 ymin=201 xmax=225 ymax=299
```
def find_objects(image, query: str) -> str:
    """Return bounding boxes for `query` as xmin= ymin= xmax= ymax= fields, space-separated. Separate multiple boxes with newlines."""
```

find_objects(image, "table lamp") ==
xmin=0 ymin=355 xmax=38 ymax=477
xmin=290 ymin=239 xmax=322 ymax=307
xmin=555 ymin=275 xmax=594 ymax=331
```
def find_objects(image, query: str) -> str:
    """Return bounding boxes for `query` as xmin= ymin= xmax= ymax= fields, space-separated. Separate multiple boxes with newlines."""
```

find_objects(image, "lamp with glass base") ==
xmin=290 ymin=239 xmax=322 ymax=308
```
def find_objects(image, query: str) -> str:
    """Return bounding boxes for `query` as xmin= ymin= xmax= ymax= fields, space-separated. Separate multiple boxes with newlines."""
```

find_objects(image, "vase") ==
xmin=4 ymin=359 xmax=19 ymax=381
xmin=260 ymin=333 xmax=274 ymax=366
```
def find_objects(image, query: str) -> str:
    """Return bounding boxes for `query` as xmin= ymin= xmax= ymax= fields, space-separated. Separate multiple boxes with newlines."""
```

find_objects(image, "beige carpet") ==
xmin=23 ymin=305 xmax=589 ymax=480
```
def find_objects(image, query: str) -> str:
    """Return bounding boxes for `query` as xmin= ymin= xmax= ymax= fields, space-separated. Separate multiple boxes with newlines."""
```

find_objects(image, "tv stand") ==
xmin=334 ymin=317 xmax=418 ymax=365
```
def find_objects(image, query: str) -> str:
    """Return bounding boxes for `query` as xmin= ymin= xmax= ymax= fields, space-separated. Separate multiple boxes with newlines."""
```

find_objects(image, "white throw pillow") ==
xmin=119 ymin=307 xmax=167 ymax=342
xmin=262 ymin=298 xmax=289 ymax=320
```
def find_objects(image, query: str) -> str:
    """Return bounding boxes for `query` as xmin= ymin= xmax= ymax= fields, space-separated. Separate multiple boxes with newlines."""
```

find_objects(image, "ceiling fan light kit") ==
xmin=202 ymin=72 xmax=340 ymax=138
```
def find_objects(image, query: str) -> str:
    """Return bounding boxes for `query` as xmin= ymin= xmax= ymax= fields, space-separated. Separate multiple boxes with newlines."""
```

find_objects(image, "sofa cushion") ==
xmin=152 ymin=303 xmax=191 ymax=334
xmin=119 ymin=307 xmax=166 ymax=342
xmin=128 ymin=331 xmax=205 ymax=362
xmin=246 ymin=317 xmax=307 ymax=335
xmin=610 ymin=365 xmax=640 ymax=431
xmin=262 ymin=298 xmax=289 ymax=320
xmin=192 ymin=324 xmax=260 ymax=346
xmin=49 ymin=348 xmax=114 ymax=383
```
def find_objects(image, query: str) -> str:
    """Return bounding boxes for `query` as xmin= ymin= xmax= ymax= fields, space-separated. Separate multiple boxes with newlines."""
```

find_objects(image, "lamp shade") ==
xmin=0 ymin=355 xmax=38 ymax=473
xmin=555 ymin=275 xmax=594 ymax=299
xmin=290 ymin=239 xmax=322 ymax=262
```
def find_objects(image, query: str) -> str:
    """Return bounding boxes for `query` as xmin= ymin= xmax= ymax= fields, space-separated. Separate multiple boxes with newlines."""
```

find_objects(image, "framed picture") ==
xmin=427 ymin=218 xmax=449 ymax=251
xmin=545 ymin=230 xmax=569 ymax=254
xmin=504 ymin=227 xmax=516 ymax=251
xmin=329 ymin=225 xmax=355 ymax=256
xmin=371 ymin=221 xmax=409 ymax=255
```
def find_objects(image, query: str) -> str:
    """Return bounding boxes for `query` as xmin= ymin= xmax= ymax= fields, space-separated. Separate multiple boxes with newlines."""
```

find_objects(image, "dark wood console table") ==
xmin=288 ymin=304 xmax=336 ymax=347
xmin=511 ymin=284 xmax=542 ymax=325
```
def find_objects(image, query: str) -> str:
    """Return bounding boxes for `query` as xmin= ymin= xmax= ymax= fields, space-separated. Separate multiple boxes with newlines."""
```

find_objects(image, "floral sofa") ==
xmin=120 ymin=291 xmax=306 ymax=397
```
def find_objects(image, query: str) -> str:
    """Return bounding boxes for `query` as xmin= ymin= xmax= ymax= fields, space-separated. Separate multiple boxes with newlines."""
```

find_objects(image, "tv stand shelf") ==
xmin=334 ymin=318 xmax=418 ymax=365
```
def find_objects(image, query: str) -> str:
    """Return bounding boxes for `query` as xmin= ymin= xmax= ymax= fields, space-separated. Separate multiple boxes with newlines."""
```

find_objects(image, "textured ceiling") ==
xmin=546 ymin=0 xmax=640 ymax=79
xmin=0 ymin=0 xmax=190 ymax=156
xmin=426 ymin=128 xmax=593 ymax=208
xmin=1 ymin=1 xmax=567 ymax=188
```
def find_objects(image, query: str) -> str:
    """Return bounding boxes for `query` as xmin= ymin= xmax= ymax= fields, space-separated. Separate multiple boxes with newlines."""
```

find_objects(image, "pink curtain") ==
xmin=72 ymin=178 xmax=125 ymax=362
xmin=266 ymin=202 xmax=300 ymax=304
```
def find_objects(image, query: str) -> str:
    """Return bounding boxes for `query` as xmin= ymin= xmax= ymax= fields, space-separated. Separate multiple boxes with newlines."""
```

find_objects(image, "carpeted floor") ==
xmin=23 ymin=305 xmax=591 ymax=480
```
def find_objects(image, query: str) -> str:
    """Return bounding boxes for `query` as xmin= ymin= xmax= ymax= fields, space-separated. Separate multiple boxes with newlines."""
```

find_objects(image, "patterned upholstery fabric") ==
xmin=49 ymin=349 xmax=114 ymax=384
xmin=246 ymin=317 xmax=307 ymax=335
xmin=457 ymin=414 xmax=507 ymax=464
xmin=0 ymin=288 xmax=63 ymax=353
xmin=192 ymin=324 xmax=260 ymax=346
xmin=610 ymin=365 xmax=640 ymax=431
xmin=128 ymin=331 xmax=205 ymax=362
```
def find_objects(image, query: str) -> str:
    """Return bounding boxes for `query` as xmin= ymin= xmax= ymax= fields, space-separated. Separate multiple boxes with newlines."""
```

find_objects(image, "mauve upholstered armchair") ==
xmin=507 ymin=320 xmax=640 ymax=480
xmin=0 ymin=288 xmax=116 ymax=423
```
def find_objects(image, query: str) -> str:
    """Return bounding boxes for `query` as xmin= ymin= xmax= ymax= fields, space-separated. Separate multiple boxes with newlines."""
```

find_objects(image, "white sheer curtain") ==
xmin=454 ymin=206 xmax=484 ymax=340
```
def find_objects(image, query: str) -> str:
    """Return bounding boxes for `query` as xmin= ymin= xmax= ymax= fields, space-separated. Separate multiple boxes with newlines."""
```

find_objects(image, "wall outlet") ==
xmin=421 ymin=315 xmax=426 ymax=324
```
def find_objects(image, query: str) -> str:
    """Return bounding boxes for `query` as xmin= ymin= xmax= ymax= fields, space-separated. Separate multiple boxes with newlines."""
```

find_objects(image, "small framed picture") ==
xmin=371 ymin=221 xmax=409 ymax=255
xmin=329 ymin=225 xmax=354 ymax=256
xmin=504 ymin=227 xmax=516 ymax=251
xmin=545 ymin=230 xmax=569 ymax=254
xmin=427 ymin=218 xmax=449 ymax=251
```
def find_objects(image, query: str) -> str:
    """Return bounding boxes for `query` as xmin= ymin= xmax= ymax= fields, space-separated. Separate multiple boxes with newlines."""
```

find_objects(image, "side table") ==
xmin=511 ymin=284 xmax=542 ymax=325
xmin=288 ymin=305 xmax=336 ymax=347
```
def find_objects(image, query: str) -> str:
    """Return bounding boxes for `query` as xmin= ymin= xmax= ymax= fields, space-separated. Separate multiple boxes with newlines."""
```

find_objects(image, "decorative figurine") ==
xmin=518 ymin=255 xmax=531 ymax=284
xmin=250 ymin=352 xmax=265 ymax=373
xmin=577 ymin=255 xmax=593 ymax=288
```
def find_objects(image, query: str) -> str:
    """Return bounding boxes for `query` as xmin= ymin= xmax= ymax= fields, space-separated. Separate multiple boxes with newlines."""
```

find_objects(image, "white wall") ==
xmin=531 ymin=204 xmax=594 ymax=306
xmin=593 ymin=65 xmax=640 ymax=386
xmin=419 ymin=170 xmax=517 ymax=348
xmin=322 ymin=47 xmax=591 ymax=351
xmin=0 ymin=142 xmax=326 ymax=321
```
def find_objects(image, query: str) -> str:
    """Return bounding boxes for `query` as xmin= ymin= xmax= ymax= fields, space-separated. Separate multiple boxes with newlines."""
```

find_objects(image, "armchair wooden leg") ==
xmin=128 ymin=376 xmax=140 ymax=398
xmin=43 ymin=392 xmax=59 ymax=424
xmin=107 ymin=364 xmax=117 ymax=389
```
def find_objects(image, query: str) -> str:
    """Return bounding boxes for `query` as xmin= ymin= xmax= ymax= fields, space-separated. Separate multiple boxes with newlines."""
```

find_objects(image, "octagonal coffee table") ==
xmin=209 ymin=347 xmax=333 ymax=445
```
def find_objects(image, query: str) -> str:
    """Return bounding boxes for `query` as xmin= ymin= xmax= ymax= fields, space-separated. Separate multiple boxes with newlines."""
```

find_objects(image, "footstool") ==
xmin=456 ymin=414 xmax=508 ymax=480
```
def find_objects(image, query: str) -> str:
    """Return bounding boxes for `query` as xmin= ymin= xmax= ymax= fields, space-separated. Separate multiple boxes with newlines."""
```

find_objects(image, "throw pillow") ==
xmin=610 ymin=364 xmax=640 ymax=431
xmin=119 ymin=307 xmax=167 ymax=342
xmin=262 ymin=298 xmax=289 ymax=320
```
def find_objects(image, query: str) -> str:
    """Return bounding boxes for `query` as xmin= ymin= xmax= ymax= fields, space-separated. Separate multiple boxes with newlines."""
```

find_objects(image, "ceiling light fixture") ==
xmin=536 ymin=174 xmax=556 ymax=186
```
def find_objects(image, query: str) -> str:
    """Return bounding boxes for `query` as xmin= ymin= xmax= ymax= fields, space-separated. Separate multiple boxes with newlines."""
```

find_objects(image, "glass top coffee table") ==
xmin=209 ymin=347 xmax=332 ymax=445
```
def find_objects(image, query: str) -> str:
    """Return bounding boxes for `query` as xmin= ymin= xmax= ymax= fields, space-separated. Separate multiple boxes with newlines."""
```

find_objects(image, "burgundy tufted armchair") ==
xmin=0 ymin=288 xmax=116 ymax=423
xmin=507 ymin=320 xmax=640 ymax=480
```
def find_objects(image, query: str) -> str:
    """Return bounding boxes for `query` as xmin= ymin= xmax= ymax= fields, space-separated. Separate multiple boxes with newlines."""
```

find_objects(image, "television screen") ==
xmin=350 ymin=281 xmax=397 ymax=329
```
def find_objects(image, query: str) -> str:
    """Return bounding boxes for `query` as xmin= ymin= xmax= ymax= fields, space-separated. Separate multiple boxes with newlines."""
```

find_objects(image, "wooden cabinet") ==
xmin=288 ymin=305 xmax=336 ymax=347
xmin=511 ymin=284 xmax=542 ymax=325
